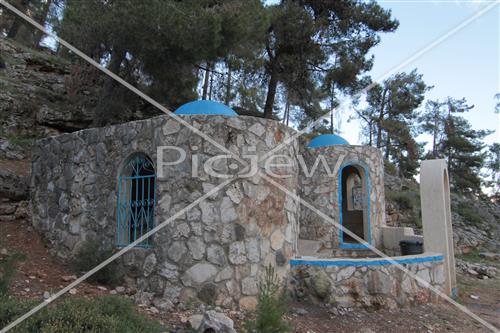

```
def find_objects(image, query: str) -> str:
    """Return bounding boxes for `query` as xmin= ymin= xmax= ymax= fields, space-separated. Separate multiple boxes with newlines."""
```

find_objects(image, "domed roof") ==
xmin=308 ymin=134 xmax=349 ymax=148
xmin=174 ymin=100 xmax=238 ymax=117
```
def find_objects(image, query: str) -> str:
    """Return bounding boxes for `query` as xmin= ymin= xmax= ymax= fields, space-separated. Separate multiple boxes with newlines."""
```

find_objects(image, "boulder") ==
xmin=310 ymin=270 xmax=331 ymax=300
xmin=197 ymin=311 xmax=236 ymax=333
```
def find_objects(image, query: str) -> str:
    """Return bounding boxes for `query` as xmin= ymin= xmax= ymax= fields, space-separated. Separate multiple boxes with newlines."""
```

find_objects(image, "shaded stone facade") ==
xmin=298 ymin=145 xmax=385 ymax=254
xmin=31 ymin=115 xmax=299 ymax=310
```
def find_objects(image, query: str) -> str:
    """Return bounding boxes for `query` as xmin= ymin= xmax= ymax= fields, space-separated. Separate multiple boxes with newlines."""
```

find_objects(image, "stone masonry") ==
xmin=32 ymin=115 xmax=299 ymax=310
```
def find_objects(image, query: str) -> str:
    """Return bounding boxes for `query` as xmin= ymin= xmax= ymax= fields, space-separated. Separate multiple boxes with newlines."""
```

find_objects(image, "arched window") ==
xmin=339 ymin=164 xmax=370 ymax=248
xmin=117 ymin=153 xmax=156 ymax=247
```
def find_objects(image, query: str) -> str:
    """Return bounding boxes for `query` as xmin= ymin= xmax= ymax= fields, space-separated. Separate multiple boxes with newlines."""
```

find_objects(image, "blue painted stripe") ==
xmin=289 ymin=255 xmax=444 ymax=267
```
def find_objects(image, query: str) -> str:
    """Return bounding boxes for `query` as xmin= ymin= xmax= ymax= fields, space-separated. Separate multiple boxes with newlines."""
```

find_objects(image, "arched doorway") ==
xmin=117 ymin=153 xmax=156 ymax=247
xmin=339 ymin=164 xmax=370 ymax=248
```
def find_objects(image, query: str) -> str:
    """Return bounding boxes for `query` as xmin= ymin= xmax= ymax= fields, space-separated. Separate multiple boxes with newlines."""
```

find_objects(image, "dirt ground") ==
xmin=1 ymin=218 xmax=499 ymax=333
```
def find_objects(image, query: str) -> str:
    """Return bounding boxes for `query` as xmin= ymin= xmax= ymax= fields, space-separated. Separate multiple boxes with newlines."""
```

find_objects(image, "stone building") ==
xmin=31 ymin=100 xmax=450 ymax=310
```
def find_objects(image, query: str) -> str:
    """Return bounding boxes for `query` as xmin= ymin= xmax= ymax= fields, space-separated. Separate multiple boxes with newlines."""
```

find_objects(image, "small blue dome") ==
xmin=174 ymin=100 xmax=238 ymax=117
xmin=308 ymin=134 xmax=349 ymax=148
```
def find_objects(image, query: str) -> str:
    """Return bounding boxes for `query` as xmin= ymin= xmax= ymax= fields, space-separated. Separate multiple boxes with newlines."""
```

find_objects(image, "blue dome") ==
xmin=174 ymin=100 xmax=238 ymax=117
xmin=308 ymin=134 xmax=350 ymax=148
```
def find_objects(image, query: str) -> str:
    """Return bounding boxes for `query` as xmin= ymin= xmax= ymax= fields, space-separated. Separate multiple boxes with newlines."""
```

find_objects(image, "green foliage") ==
xmin=485 ymin=142 xmax=500 ymax=198
xmin=0 ymin=295 xmax=37 ymax=329
xmin=72 ymin=239 xmax=122 ymax=287
xmin=384 ymin=160 xmax=398 ymax=176
xmin=245 ymin=265 xmax=291 ymax=333
xmin=0 ymin=249 xmax=25 ymax=296
xmin=456 ymin=203 xmax=483 ymax=226
xmin=386 ymin=189 xmax=422 ymax=227
xmin=387 ymin=191 xmax=413 ymax=210
xmin=420 ymin=97 xmax=490 ymax=194
xmin=0 ymin=295 xmax=164 ymax=333
xmin=262 ymin=0 xmax=398 ymax=119
xmin=5 ymin=135 xmax=34 ymax=149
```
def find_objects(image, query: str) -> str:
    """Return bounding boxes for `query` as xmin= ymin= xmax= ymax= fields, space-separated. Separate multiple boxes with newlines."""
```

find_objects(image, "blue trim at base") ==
xmin=290 ymin=254 xmax=444 ymax=267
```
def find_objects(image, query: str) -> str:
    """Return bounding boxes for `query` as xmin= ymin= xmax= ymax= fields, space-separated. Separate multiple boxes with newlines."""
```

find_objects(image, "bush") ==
xmin=457 ymin=203 xmax=483 ymax=225
xmin=0 ymin=295 xmax=165 ymax=333
xmin=384 ymin=160 xmax=398 ymax=176
xmin=245 ymin=265 xmax=291 ymax=333
xmin=386 ymin=190 xmax=418 ymax=210
xmin=0 ymin=296 xmax=36 ymax=329
xmin=0 ymin=251 xmax=25 ymax=296
xmin=72 ymin=239 xmax=122 ymax=287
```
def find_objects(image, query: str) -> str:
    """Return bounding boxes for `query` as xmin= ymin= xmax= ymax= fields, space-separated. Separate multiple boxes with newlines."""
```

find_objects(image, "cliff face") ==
xmin=0 ymin=37 xmax=158 ymax=203
xmin=0 ymin=38 xmax=92 ymax=138
xmin=0 ymin=38 xmax=161 ymax=140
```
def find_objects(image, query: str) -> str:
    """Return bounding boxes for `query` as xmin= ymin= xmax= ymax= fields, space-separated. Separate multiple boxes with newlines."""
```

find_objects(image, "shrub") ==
xmin=0 ymin=295 xmax=164 ymax=333
xmin=72 ymin=239 xmax=122 ymax=287
xmin=386 ymin=190 xmax=417 ymax=210
xmin=457 ymin=204 xmax=483 ymax=225
xmin=0 ymin=251 xmax=25 ymax=296
xmin=384 ymin=160 xmax=398 ymax=176
xmin=245 ymin=265 xmax=291 ymax=333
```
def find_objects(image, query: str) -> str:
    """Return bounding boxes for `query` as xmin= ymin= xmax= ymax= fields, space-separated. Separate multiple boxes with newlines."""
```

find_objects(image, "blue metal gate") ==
xmin=116 ymin=154 xmax=156 ymax=247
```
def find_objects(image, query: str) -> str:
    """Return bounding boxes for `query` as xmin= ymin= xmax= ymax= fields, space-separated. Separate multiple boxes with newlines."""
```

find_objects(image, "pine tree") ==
xmin=485 ymin=143 xmax=500 ymax=199
xmin=261 ymin=0 xmax=398 ymax=119
xmin=358 ymin=70 xmax=428 ymax=177
xmin=420 ymin=97 xmax=492 ymax=194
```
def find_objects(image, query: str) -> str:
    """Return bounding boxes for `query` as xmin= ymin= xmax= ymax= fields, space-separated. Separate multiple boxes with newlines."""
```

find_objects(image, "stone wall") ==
xmin=298 ymin=145 xmax=386 ymax=253
xmin=290 ymin=255 xmax=445 ymax=309
xmin=31 ymin=114 xmax=300 ymax=310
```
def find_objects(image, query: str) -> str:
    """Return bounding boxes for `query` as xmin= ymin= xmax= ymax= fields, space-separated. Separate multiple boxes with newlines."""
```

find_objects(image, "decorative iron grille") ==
xmin=116 ymin=154 xmax=156 ymax=247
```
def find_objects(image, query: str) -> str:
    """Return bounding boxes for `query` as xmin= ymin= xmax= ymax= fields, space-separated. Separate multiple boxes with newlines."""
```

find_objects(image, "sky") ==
xmin=340 ymin=1 xmax=500 ymax=147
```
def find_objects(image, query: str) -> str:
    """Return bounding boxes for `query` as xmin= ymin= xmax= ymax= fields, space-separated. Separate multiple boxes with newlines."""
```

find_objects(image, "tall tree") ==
xmin=358 ymin=70 xmax=428 ymax=176
xmin=261 ymin=0 xmax=398 ymax=119
xmin=421 ymin=97 xmax=491 ymax=194
xmin=485 ymin=143 xmax=500 ymax=199
xmin=55 ymin=0 xmax=267 ymax=125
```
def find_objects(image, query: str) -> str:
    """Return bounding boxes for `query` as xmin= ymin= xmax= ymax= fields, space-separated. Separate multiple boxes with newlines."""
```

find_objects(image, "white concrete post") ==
xmin=420 ymin=159 xmax=457 ymax=298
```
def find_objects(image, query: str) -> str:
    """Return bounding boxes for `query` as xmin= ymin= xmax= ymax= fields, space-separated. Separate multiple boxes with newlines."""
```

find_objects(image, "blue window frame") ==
xmin=338 ymin=162 xmax=371 ymax=249
xmin=116 ymin=153 xmax=156 ymax=248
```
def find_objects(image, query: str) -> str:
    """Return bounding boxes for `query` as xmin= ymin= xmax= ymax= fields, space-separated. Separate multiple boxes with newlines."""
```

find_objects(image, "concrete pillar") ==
xmin=420 ymin=159 xmax=457 ymax=298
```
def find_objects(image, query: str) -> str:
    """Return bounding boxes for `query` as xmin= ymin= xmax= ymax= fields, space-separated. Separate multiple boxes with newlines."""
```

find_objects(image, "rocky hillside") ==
xmin=1 ymin=36 xmax=499 ymax=256
xmin=384 ymin=170 xmax=500 ymax=254
xmin=0 ymin=37 xmax=159 ymax=201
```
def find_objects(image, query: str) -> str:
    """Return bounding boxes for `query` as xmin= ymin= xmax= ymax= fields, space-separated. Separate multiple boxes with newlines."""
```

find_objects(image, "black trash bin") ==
xmin=399 ymin=240 xmax=423 ymax=255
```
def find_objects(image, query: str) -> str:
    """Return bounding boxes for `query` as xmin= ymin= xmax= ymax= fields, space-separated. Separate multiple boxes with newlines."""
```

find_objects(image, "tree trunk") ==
xmin=225 ymin=64 xmax=232 ymax=105
xmin=33 ymin=0 xmax=52 ymax=47
xmin=202 ymin=63 xmax=211 ymax=100
xmin=376 ymin=88 xmax=388 ymax=148
xmin=283 ymin=94 xmax=290 ymax=125
xmin=263 ymin=61 xmax=279 ymax=119
xmin=94 ymin=47 xmax=126 ymax=126
xmin=330 ymin=86 xmax=335 ymax=133
xmin=432 ymin=125 xmax=438 ymax=158
xmin=385 ymin=136 xmax=390 ymax=159
xmin=368 ymin=121 xmax=373 ymax=146
xmin=7 ymin=0 xmax=31 ymax=41
xmin=208 ymin=65 xmax=214 ymax=100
